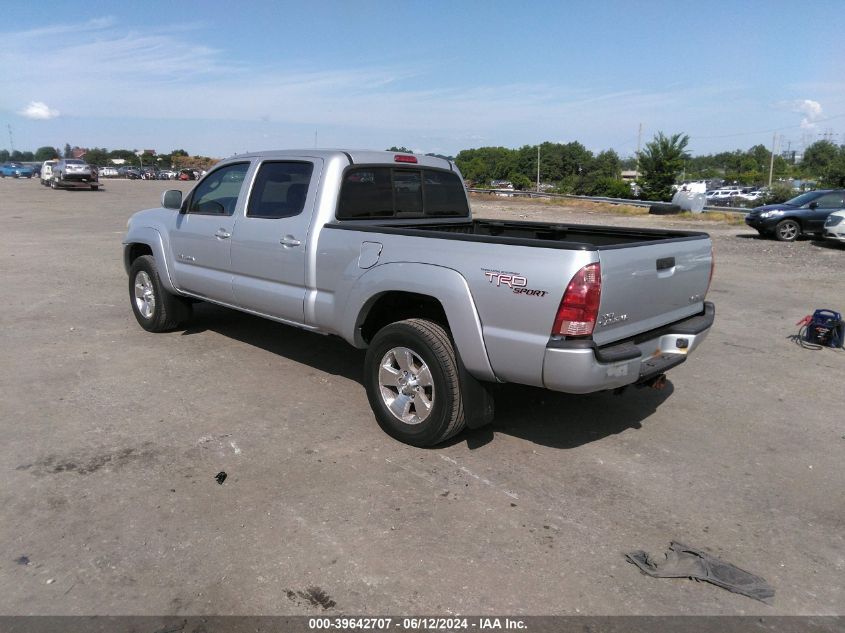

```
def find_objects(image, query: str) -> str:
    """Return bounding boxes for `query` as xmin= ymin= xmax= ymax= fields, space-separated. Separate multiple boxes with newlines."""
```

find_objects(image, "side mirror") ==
xmin=808 ymin=201 xmax=818 ymax=209
xmin=162 ymin=189 xmax=183 ymax=210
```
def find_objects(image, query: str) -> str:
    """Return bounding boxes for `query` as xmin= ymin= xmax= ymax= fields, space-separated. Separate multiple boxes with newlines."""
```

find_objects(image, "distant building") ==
xmin=621 ymin=170 xmax=640 ymax=182
xmin=71 ymin=147 xmax=88 ymax=159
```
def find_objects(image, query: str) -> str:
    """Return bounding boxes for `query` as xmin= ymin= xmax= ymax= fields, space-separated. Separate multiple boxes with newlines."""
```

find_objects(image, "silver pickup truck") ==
xmin=124 ymin=150 xmax=714 ymax=446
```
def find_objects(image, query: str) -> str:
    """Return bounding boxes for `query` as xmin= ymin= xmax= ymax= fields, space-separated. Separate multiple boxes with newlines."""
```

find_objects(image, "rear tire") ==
xmin=128 ymin=255 xmax=192 ymax=332
xmin=364 ymin=319 xmax=466 ymax=447
xmin=774 ymin=219 xmax=800 ymax=242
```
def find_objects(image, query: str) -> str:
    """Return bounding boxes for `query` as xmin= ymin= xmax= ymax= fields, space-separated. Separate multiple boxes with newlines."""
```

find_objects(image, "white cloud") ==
xmin=18 ymin=101 xmax=60 ymax=120
xmin=792 ymin=99 xmax=823 ymax=129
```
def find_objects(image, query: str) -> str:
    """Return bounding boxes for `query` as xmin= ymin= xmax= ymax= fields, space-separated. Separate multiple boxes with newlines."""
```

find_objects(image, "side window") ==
xmin=247 ymin=161 xmax=314 ymax=219
xmin=188 ymin=162 xmax=249 ymax=215
xmin=815 ymin=193 xmax=845 ymax=208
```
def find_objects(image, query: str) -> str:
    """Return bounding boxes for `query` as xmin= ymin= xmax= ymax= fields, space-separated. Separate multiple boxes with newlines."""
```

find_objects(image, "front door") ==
xmin=169 ymin=161 xmax=252 ymax=302
xmin=230 ymin=159 xmax=322 ymax=322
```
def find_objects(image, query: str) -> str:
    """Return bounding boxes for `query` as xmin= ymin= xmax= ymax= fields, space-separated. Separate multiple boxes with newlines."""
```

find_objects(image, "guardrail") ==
xmin=467 ymin=188 xmax=749 ymax=214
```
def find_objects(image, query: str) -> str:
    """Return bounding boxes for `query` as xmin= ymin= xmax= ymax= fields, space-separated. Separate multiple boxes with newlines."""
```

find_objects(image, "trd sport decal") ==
xmin=482 ymin=268 xmax=548 ymax=297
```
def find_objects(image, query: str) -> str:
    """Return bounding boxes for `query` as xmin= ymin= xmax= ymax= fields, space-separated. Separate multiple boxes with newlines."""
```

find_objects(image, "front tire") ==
xmin=774 ymin=219 xmax=800 ymax=242
xmin=365 ymin=319 xmax=466 ymax=447
xmin=128 ymin=255 xmax=191 ymax=332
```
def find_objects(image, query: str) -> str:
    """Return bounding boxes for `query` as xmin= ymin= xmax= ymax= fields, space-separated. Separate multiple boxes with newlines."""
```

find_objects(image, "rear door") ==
xmin=806 ymin=191 xmax=845 ymax=232
xmin=230 ymin=158 xmax=322 ymax=322
xmin=169 ymin=161 xmax=252 ymax=302
xmin=593 ymin=237 xmax=712 ymax=346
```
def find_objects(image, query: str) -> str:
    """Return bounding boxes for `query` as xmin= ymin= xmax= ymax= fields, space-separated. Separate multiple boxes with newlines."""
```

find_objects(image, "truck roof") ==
xmin=222 ymin=149 xmax=455 ymax=171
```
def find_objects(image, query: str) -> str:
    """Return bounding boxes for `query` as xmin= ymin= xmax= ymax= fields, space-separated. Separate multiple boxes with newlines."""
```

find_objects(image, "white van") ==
xmin=40 ymin=160 xmax=57 ymax=186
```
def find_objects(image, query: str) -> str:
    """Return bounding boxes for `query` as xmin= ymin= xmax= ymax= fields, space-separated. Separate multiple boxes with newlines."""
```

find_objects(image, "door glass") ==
xmin=815 ymin=193 xmax=845 ymax=208
xmin=247 ymin=162 xmax=314 ymax=219
xmin=188 ymin=163 xmax=249 ymax=215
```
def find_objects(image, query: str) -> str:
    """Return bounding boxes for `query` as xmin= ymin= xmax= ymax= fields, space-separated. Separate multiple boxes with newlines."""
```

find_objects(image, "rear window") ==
xmin=337 ymin=167 xmax=468 ymax=219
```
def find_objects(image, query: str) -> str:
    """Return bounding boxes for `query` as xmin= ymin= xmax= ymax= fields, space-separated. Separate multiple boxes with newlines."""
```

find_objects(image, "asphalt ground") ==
xmin=0 ymin=178 xmax=843 ymax=616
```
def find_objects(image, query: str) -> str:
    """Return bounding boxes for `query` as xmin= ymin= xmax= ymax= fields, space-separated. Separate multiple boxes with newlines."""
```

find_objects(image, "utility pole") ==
xmin=767 ymin=132 xmax=777 ymax=188
xmin=536 ymin=144 xmax=540 ymax=192
xmin=635 ymin=122 xmax=643 ymax=176
xmin=314 ymin=129 xmax=318 ymax=148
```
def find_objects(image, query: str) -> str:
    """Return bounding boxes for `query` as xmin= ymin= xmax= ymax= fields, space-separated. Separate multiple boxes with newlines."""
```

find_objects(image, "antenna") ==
xmin=7 ymin=124 xmax=13 ymax=152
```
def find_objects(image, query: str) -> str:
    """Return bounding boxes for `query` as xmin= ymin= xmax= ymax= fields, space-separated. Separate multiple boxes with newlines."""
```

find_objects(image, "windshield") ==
xmin=785 ymin=191 xmax=820 ymax=206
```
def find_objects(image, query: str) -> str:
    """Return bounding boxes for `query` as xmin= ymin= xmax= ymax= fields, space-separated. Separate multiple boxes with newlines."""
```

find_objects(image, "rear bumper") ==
xmin=542 ymin=302 xmax=715 ymax=394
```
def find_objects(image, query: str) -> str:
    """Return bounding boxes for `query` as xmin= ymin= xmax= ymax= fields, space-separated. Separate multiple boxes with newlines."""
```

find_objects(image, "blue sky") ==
xmin=1 ymin=1 xmax=843 ymax=158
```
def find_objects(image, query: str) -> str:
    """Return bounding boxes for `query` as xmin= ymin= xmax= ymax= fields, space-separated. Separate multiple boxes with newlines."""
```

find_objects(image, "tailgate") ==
xmin=593 ymin=237 xmax=712 ymax=346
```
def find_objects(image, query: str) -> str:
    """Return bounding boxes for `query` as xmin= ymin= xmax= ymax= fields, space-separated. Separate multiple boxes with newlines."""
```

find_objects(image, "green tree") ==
xmin=508 ymin=172 xmax=532 ymax=190
xmin=386 ymin=146 xmax=413 ymax=153
xmin=637 ymin=132 xmax=690 ymax=201
xmin=0 ymin=149 xmax=9 ymax=162
xmin=63 ymin=143 xmax=72 ymax=158
xmin=109 ymin=149 xmax=140 ymax=166
xmin=591 ymin=177 xmax=634 ymax=198
xmin=764 ymin=182 xmax=797 ymax=204
xmin=34 ymin=146 xmax=60 ymax=162
xmin=822 ymin=145 xmax=845 ymax=187
xmin=84 ymin=147 xmax=110 ymax=166
xmin=801 ymin=140 xmax=838 ymax=181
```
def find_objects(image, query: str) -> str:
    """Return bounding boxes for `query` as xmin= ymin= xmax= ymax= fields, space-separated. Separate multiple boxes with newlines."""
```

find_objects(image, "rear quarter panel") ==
xmin=313 ymin=227 xmax=596 ymax=387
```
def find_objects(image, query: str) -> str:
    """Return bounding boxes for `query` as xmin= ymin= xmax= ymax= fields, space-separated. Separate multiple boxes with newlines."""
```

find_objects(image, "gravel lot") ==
xmin=0 ymin=178 xmax=843 ymax=616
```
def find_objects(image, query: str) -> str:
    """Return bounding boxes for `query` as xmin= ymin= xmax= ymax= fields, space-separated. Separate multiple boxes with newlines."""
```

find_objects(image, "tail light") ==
xmin=552 ymin=263 xmax=601 ymax=337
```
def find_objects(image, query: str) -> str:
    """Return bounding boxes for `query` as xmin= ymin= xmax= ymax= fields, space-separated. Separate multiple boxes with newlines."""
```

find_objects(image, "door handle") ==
xmin=214 ymin=228 xmax=231 ymax=239
xmin=280 ymin=235 xmax=301 ymax=247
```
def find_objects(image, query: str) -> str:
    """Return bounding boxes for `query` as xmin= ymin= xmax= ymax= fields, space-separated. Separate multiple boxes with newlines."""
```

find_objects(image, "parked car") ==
xmin=99 ymin=166 xmax=119 ymax=178
xmin=708 ymin=189 xmax=744 ymax=206
xmin=123 ymin=168 xmax=142 ymax=179
xmin=123 ymin=149 xmax=715 ymax=446
xmin=742 ymin=190 xmax=764 ymax=201
xmin=823 ymin=210 xmax=845 ymax=244
xmin=745 ymin=189 xmax=845 ymax=241
xmin=49 ymin=158 xmax=100 ymax=190
xmin=178 ymin=169 xmax=196 ymax=181
xmin=0 ymin=162 xmax=35 ymax=178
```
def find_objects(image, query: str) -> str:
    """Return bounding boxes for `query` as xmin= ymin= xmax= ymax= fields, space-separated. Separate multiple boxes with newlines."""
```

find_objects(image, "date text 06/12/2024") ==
xmin=308 ymin=617 xmax=527 ymax=630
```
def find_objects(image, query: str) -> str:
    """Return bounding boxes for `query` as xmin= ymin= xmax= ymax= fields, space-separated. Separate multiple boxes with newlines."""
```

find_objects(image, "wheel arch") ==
xmin=122 ymin=227 xmax=177 ymax=293
xmin=345 ymin=263 xmax=495 ymax=381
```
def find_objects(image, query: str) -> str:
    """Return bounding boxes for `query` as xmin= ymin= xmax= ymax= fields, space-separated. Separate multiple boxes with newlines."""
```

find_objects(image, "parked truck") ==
xmin=123 ymin=150 xmax=714 ymax=446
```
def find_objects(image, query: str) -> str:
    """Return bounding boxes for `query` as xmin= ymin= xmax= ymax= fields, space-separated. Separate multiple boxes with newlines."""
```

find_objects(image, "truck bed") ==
xmin=327 ymin=219 xmax=709 ymax=250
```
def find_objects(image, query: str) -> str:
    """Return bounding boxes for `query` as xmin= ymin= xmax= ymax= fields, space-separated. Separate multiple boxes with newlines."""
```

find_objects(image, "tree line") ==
xmin=0 ymin=145 xmax=216 ymax=170
xmin=452 ymin=136 xmax=845 ymax=201
xmin=4 ymin=136 xmax=844 ymax=202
